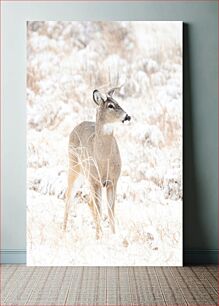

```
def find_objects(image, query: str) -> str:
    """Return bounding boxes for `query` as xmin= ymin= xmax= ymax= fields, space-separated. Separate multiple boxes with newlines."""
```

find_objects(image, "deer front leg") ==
xmin=89 ymin=184 xmax=102 ymax=239
xmin=106 ymin=183 xmax=116 ymax=234
xmin=63 ymin=159 xmax=80 ymax=231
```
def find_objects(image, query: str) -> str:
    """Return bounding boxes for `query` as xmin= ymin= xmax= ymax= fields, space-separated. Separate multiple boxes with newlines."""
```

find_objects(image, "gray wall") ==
xmin=2 ymin=1 xmax=218 ymax=263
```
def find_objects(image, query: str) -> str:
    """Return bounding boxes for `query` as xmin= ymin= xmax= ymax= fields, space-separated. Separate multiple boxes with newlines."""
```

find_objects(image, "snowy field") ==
xmin=27 ymin=21 xmax=182 ymax=266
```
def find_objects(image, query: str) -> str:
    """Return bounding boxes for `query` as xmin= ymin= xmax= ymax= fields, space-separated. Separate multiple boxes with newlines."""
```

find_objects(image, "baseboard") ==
xmin=1 ymin=249 xmax=218 ymax=264
xmin=1 ymin=249 xmax=26 ymax=264
xmin=183 ymin=249 xmax=218 ymax=265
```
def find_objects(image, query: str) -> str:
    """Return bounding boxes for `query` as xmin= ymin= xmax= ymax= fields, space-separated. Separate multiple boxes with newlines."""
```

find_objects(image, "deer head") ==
xmin=93 ymin=88 xmax=131 ymax=125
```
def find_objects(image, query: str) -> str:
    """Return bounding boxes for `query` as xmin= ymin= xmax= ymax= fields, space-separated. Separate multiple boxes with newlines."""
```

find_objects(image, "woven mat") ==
xmin=1 ymin=265 xmax=218 ymax=305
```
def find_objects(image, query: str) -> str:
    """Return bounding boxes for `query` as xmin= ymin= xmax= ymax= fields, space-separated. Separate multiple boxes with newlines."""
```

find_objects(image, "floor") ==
xmin=1 ymin=265 xmax=218 ymax=305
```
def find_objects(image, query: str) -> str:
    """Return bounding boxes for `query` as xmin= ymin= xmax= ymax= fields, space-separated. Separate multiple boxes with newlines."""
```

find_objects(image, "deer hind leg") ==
xmin=63 ymin=155 xmax=80 ymax=231
xmin=88 ymin=184 xmax=102 ymax=239
xmin=106 ymin=182 xmax=116 ymax=234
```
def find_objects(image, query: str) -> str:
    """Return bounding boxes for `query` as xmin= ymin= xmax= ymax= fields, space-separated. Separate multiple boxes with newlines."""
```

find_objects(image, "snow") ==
xmin=27 ymin=21 xmax=182 ymax=266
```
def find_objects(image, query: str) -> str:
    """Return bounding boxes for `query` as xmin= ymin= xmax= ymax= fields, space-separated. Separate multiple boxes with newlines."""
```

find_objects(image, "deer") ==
xmin=63 ymin=87 xmax=131 ymax=239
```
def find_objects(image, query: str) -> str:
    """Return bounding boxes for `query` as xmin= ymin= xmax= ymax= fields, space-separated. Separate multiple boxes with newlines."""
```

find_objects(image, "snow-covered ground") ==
xmin=27 ymin=21 xmax=182 ymax=266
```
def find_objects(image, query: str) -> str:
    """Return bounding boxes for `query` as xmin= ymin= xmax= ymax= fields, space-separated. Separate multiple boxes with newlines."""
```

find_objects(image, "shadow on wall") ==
xmin=183 ymin=24 xmax=208 ymax=265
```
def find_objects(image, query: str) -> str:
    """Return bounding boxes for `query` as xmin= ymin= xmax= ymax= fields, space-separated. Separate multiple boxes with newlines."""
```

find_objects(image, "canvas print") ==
xmin=27 ymin=21 xmax=182 ymax=266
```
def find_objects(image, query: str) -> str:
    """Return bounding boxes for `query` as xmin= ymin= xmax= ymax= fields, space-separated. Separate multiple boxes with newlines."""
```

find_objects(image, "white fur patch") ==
xmin=103 ymin=123 xmax=114 ymax=135
xmin=123 ymin=119 xmax=130 ymax=125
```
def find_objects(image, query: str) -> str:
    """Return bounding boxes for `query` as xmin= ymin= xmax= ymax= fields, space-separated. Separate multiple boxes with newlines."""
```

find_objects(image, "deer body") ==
xmin=64 ymin=89 xmax=130 ymax=238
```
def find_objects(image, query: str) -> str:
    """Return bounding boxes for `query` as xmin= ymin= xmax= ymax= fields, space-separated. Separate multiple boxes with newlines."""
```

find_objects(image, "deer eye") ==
xmin=108 ymin=103 xmax=114 ymax=109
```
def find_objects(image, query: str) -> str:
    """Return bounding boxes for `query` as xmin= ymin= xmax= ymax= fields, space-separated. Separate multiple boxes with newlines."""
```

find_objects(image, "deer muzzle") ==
xmin=122 ymin=114 xmax=131 ymax=123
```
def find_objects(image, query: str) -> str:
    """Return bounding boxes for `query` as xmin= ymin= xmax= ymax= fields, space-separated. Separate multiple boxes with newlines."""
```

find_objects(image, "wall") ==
xmin=1 ymin=1 xmax=218 ymax=264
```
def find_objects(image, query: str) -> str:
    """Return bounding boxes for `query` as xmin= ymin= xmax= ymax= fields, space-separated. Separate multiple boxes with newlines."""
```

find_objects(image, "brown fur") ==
xmin=63 ymin=88 xmax=130 ymax=239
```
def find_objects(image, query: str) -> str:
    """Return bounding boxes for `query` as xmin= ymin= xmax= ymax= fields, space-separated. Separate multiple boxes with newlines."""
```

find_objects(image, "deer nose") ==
xmin=122 ymin=114 xmax=131 ymax=123
xmin=125 ymin=114 xmax=131 ymax=121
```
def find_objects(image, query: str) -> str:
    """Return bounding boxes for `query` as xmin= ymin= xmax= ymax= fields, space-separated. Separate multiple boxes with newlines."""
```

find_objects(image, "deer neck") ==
xmin=94 ymin=114 xmax=114 ymax=159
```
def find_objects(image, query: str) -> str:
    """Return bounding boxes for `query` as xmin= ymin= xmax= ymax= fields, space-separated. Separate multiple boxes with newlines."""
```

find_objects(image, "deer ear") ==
xmin=108 ymin=84 xmax=124 ymax=97
xmin=107 ymin=88 xmax=115 ymax=97
xmin=93 ymin=90 xmax=105 ymax=106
